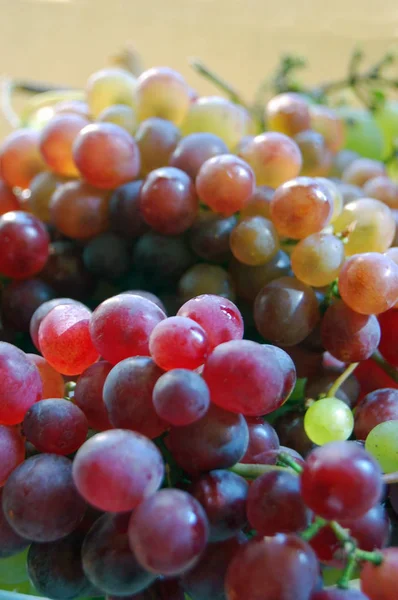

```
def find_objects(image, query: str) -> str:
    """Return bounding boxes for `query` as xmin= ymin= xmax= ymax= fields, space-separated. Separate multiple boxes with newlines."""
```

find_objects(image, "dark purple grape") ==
xmin=274 ymin=411 xmax=313 ymax=457
xmin=1 ymin=279 xmax=55 ymax=332
xmin=189 ymin=212 xmax=237 ymax=263
xmin=109 ymin=180 xmax=147 ymax=239
xmin=241 ymin=418 xmax=280 ymax=464
xmin=0 ymin=489 xmax=30 ymax=558
xmin=83 ymin=232 xmax=131 ymax=280
xmin=132 ymin=231 xmax=194 ymax=284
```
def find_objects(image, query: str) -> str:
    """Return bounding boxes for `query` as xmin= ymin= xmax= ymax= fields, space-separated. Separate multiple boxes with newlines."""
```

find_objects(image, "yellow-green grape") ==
xmin=229 ymin=216 xmax=280 ymax=266
xmin=315 ymin=177 xmax=343 ymax=222
xmin=374 ymin=101 xmax=398 ymax=159
xmin=97 ymin=104 xmax=137 ymax=135
xmin=181 ymin=96 xmax=252 ymax=150
xmin=336 ymin=106 xmax=384 ymax=160
xmin=136 ymin=67 xmax=191 ymax=126
xmin=365 ymin=420 xmax=398 ymax=473
xmin=86 ymin=68 xmax=137 ymax=118
xmin=291 ymin=233 xmax=345 ymax=287
xmin=179 ymin=263 xmax=236 ymax=302
xmin=0 ymin=548 xmax=29 ymax=585
xmin=304 ymin=397 xmax=354 ymax=445
xmin=333 ymin=197 xmax=396 ymax=255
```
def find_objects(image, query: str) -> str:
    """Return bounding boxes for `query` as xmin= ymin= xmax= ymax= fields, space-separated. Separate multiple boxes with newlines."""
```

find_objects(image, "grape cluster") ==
xmin=0 ymin=61 xmax=397 ymax=600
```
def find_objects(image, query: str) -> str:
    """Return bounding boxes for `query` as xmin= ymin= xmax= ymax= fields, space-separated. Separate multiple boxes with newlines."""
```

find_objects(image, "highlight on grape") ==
xmin=0 ymin=46 xmax=397 ymax=600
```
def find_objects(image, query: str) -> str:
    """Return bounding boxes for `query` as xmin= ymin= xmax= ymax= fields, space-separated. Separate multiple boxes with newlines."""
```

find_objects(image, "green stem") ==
xmin=330 ymin=521 xmax=352 ymax=543
xmin=229 ymin=463 xmax=287 ymax=479
xmin=371 ymin=350 xmax=398 ymax=383
xmin=301 ymin=517 xmax=327 ymax=541
xmin=277 ymin=452 xmax=303 ymax=474
xmin=337 ymin=552 xmax=358 ymax=589
xmin=327 ymin=362 xmax=359 ymax=398
xmin=189 ymin=58 xmax=249 ymax=109
xmin=356 ymin=549 xmax=383 ymax=565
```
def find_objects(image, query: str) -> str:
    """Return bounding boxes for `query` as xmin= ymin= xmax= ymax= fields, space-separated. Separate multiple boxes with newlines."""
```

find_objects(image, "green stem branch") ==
xmin=372 ymin=350 xmax=398 ymax=383
xmin=228 ymin=463 xmax=287 ymax=479
xmin=189 ymin=58 xmax=249 ymax=109
xmin=301 ymin=517 xmax=327 ymax=541
xmin=277 ymin=452 xmax=303 ymax=473
xmin=327 ymin=362 xmax=359 ymax=398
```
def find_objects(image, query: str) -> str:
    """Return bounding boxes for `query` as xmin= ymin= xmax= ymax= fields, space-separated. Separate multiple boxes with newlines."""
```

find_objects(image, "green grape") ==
xmin=365 ymin=420 xmax=398 ymax=473
xmin=0 ymin=548 xmax=29 ymax=585
xmin=374 ymin=101 xmax=398 ymax=158
xmin=304 ymin=397 xmax=354 ymax=445
xmin=86 ymin=67 xmax=137 ymax=118
xmin=336 ymin=106 xmax=384 ymax=160
xmin=315 ymin=177 xmax=343 ymax=222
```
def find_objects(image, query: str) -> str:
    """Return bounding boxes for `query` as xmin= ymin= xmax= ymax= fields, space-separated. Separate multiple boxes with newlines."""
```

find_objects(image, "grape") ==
xmin=74 ymin=361 xmax=113 ymax=431
xmin=336 ymin=106 xmax=384 ymax=160
xmin=39 ymin=303 xmax=99 ymax=376
xmin=1 ymin=279 xmax=55 ymax=332
xmin=41 ymin=240 xmax=96 ymax=300
xmin=0 ymin=129 xmax=46 ymax=189
xmin=181 ymin=96 xmax=252 ymax=150
xmin=103 ymin=356 xmax=168 ymax=438
xmin=239 ymin=185 xmax=274 ymax=220
xmin=365 ymin=420 xmax=398 ymax=473
xmin=304 ymin=397 xmax=354 ymax=445
xmin=128 ymin=488 xmax=209 ymax=576
xmin=274 ymin=410 xmax=313 ymax=457
xmin=364 ymin=176 xmax=398 ymax=210
xmin=139 ymin=166 xmax=198 ymax=234
xmin=360 ymin=547 xmax=398 ymax=600
xmin=168 ymin=404 xmax=249 ymax=474
xmin=109 ymin=180 xmax=147 ymax=238
xmin=196 ymin=154 xmax=255 ymax=217
xmin=338 ymin=253 xmax=398 ymax=315
xmin=294 ymin=130 xmax=333 ymax=176
xmin=135 ymin=117 xmax=180 ymax=176
xmin=375 ymin=100 xmax=398 ymax=157
xmin=0 ymin=489 xmax=29 ymax=558
xmin=28 ymin=171 xmax=64 ymax=223
xmin=149 ymin=316 xmax=209 ymax=371
xmin=39 ymin=113 xmax=89 ymax=177
xmin=0 ymin=425 xmax=25 ymax=487
xmin=83 ymin=232 xmax=130 ymax=280
xmin=82 ymin=512 xmax=155 ymax=596
xmin=30 ymin=297 xmax=85 ymax=351
xmin=54 ymin=99 xmax=90 ymax=118
xmin=86 ymin=67 xmax=136 ymax=117
xmin=28 ymin=531 xmax=98 ymax=600
xmin=247 ymin=470 xmax=311 ymax=536
xmin=73 ymin=429 xmax=164 ymax=512
xmin=331 ymin=149 xmax=359 ymax=178
xmin=238 ymin=131 xmax=302 ymax=187
xmin=50 ymin=180 xmax=110 ymax=239
xmin=153 ymin=369 xmax=210 ymax=426
xmin=132 ymin=231 xmax=194 ymax=284
xmin=26 ymin=354 xmax=65 ymax=400
xmin=225 ymin=534 xmax=319 ymax=600
xmin=181 ymin=534 xmax=246 ymax=600
xmin=309 ymin=104 xmax=346 ymax=153
xmin=90 ymin=294 xmax=166 ymax=365
xmin=98 ymin=104 xmax=137 ymax=135
xmin=229 ymin=250 xmax=291 ymax=302
xmin=378 ymin=310 xmax=398 ymax=367
xmin=315 ymin=177 xmax=343 ymax=222
xmin=291 ymin=233 xmax=345 ymax=287
xmin=170 ymin=132 xmax=228 ymax=179
xmin=0 ymin=342 xmax=42 ymax=426
xmin=266 ymin=92 xmax=311 ymax=136
xmin=241 ymin=418 xmax=280 ymax=463
xmin=190 ymin=212 xmax=237 ymax=263
xmin=190 ymin=470 xmax=248 ymax=541
xmin=177 ymin=294 xmax=243 ymax=351
xmin=333 ymin=198 xmax=395 ymax=255
xmin=203 ymin=340 xmax=292 ymax=415
xmin=230 ymin=216 xmax=280 ymax=266
xmin=0 ymin=211 xmax=49 ymax=279
xmin=311 ymin=588 xmax=372 ymax=599
xmin=321 ymin=300 xmax=381 ymax=362
xmin=179 ymin=264 xmax=236 ymax=302
xmin=0 ymin=179 xmax=19 ymax=215
xmin=3 ymin=453 xmax=86 ymax=542
xmin=336 ymin=181 xmax=364 ymax=204
xmin=300 ymin=441 xmax=383 ymax=520
xmin=73 ymin=123 xmax=140 ymax=189
xmin=342 ymin=157 xmax=385 ymax=186
xmin=23 ymin=399 xmax=88 ymax=455
xmin=122 ymin=290 xmax=166 ymax=313
xmin=354 ymin=389 xmax=398 ymax=440
xmin=254 ymin=276 xmax=320 ymax=346
xmin=270 ymin=177 xmax=333 ymax=239
xmin=136 ymin=67 xmax=191 ymax=125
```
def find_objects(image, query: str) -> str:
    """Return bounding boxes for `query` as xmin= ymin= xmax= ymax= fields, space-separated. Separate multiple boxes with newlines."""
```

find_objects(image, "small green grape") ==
xmin=374 ymin=101 xmax=398 ymax=158
xmin=365 ymin=420 xmax=398 ymax=473
xmin=304 ymin=397 xmax=354 ymax=445
xmin=336 ymin=106 xmax=384 ymax=160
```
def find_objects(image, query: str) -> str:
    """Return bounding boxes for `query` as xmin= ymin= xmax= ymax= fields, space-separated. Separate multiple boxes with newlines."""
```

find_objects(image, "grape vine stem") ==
xmin=371 ymin=350 xmax=398 ymax=384
xmin=326 ymin=362 xmax=359 ymax=398
xmin=189 ymin=58 xmax=251 ymax=111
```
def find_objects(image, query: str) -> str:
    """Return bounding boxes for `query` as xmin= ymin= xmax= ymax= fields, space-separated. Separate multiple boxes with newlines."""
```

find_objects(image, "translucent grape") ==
xmin=304 ymin=397 xmax=354 ymax=445
xmin=230 ymin=216 xmax=280 ymax=266
xmin=190 ymin=212 xmax=237 ymax=263
xmin=3 ymin=453 xmax=86 ymax=542
xmin=365 ymin=420 xmax=398 ymax=473
xmin=241 ymin=418 xmax=280 ymax=464
xmin=333 ymin=198 xmax=396 ymax=255
xmin=309 ymin=104 xmax=346 ymax=153
xmin=74 ymin=361 xmax=113 ymax=431
xmin=355 ymin=389 xmax=398 ymax=441
xmin=30 ymin=297 xmax=85 ymax=351
xmin=360 ymin=547 xmax=398 ymax=600
xmin=136 ymin=67 xmax=191 ymax=125
xmin=196 ymin=154 xmax=255 ymax=217
xmin=169 ymin=132 xmax=228 ymax=179
xmin=315 ymin=177 xmax=343 ymax=222
xmin=1 ymin=279 xmax=55 ymax=332
xmin=239 ymin=185 xmax=274 ymax=220
xmin=28 ymin=171 xmax=64 ymax=223
xmin=0 ymin=129 xmax=46 ymax=189
xmin=270 ymin=177 xmax=333 ymax=239
xmin=26 ymin=354 xmax=65 ymax=400
xmin=0 ymin=489 xmax=29 ymax=558
xmin=86 ymin=67 xmax=137 ymax=118
xmin=238 ymin=131 xmax=302 ymax=187
xmin=54 ymin=99 xmax=90 ymax=118
xmin=0 ymin=425 xmax=25 ymax=487
xmin=153 ymin=369 xmax=210 ymax=426
xmin=109 ymin=180 xmax=146 ymax=238
xmin=179 ymin=264 xmax=236 ymax=302
xmin=291 ymin=233 xmax=345 ymax=287
xmin=39 ymin=113 xmax=89 ymax=177
xmin=294 ymin=130 xmax=332 ymax=176
xmin=140 ymin=166 xmax=198 ymax=234
xmin=342 ymin=157 xmax=386 ymax=186
xmin=0 ymin=179 xmax=20 ymax=215
xmin=73 ymin=123 xmax=140 ymax=189
xmin=338 ymin=253 xmax=398 ymax=315
xmin=72 ymin=429 xmax=164 ymax=512
xmin=363 ymin=175 xmax=398 ymax=210
xmin=97 ymin=104 xmax=137 ymax=135
xmin=122 ymin=290 xmax=166 ymax=313
xmin=135 ymin=117 xmax=180 ymax=176
xmin=337 ymin=106 xmax=384 ymax=160
xmin=229 ymin=250 xmax=290 ymax=302
xmin=266 ymin=92 xmax=311 ymax=136
xmin=128 ymin=489 xmax=209 ymax=576
xmin=39 ymin=303 xmax=99 ymax=376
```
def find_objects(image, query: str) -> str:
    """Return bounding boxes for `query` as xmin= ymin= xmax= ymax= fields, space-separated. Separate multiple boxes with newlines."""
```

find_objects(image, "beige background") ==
xmin=0 ymin=0 xmax=397 ymax=137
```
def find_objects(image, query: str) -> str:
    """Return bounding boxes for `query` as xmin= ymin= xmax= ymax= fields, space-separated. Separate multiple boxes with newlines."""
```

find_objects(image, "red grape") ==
xmin=109 ymin=180 xmax=147 ymax=239
xmin=0 ymin=425 xmax=25 ymax=487
xmin=266 ymin=92 xmax=311 ymax=136
xmin=0 ymin=179 xmax=20 ymax=215
xmin=74 ymin=361 xmax=113 ymax=431
xmin=135 ymin=117 xmax=180 ymax=176
xmin=0 ymin=129 xmax=46 ymax=189
xmin=170 ymin=132 xmax=228 ymax=179
xmin=378 ymin=309 xmax=398 ymax=367
xmin=26 ymin=354 xmax=65 ymax=400
xmin=360 ymin=547 xmax=398 ymax=600
xmin=0 ymin=488 xmax=29 ymax=557
xmin=152 ymin=369 xmax=210 ymax=426
xmin=1 ymin=279 xmax=55 ymax=332
xmin=149 ymin=316 xmax=209 ymax=371
xmin=354 ymin=389 xmax=398 ymax=440
xmin=30 ymin=297 xmax=85 ymax=351
xmin=241 ymin=418 xmax=280 ymax=464
xmin=39 ymin=113 xmax=89 ymax=177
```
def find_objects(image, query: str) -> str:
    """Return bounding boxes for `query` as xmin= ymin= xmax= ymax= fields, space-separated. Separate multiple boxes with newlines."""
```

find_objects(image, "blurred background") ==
xmin=0 ymin=0 xmax=397 ymax=138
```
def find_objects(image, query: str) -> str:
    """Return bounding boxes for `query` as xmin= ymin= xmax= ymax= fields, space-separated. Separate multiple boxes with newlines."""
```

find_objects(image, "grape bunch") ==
xmin=0 ymin=54 xmax=397 ymax=600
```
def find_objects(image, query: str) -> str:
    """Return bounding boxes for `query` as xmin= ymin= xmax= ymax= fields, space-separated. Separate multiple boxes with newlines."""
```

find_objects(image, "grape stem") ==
xmin=228 ymin=463 xmax=289 ymax=479
xmin=277 ymin=452 xmax=303 ymax=473
xmin=301 ymin=517 xmax=327 ymax=541
xmin=189 ymin=58 xmax=250 ymax=110
xmin=371 ymin=350 xmax=398 ymax=383
xmin=326 ymin=362 xmax=359 ymax=398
